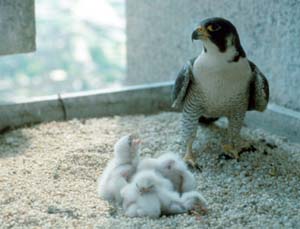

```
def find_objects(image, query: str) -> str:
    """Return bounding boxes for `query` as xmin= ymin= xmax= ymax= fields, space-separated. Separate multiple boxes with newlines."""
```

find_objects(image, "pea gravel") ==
xmin=0 ymin=112 xmax=300 ymax=228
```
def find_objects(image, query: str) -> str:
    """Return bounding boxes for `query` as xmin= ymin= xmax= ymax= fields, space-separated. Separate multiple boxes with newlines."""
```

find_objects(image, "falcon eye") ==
xmin=207 ymin=24 xmax=221 ymax=32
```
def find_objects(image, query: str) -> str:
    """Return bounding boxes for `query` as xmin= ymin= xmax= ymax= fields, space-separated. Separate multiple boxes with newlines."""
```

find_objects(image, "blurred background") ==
xmin=0 ymin=0 xmax=299 ymax=112
xmin=0 ymin=0 xmax=125 ymax=104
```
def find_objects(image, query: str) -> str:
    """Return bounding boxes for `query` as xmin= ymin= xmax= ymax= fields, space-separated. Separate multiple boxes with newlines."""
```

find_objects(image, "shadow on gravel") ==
xmin=0 ymin=128 xmax=31 ymax=158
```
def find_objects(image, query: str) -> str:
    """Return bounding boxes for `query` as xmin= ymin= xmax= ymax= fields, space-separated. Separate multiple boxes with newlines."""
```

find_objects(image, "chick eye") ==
xmin=207 ymin=24 xmax=221 ymax=32
xmin=128 ymin=135 xmax=133 ymax=146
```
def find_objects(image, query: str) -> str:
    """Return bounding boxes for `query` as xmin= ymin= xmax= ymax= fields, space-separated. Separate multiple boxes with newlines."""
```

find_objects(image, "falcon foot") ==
xmin=220 ymin=142 xmax=257 ymax=160
xmin=184 ymin=153 xmax=201 ymax=171
xmin=184 ymin=153 xmax=196 ymax=167
xmin=222 ymin=144 xmax=240 ymax=159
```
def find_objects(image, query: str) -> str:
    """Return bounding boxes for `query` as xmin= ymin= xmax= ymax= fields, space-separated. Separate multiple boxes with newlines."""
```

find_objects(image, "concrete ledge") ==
xmin=245 ymin=103 xmax=300 ymax=143
xmin=0 ymin=82 xmax=173 ymax=132
xmin=0 ymin=82 xmax=299 ymax=143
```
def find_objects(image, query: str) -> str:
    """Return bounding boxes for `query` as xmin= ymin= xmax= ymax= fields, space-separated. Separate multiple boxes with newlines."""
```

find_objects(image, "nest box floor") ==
xmin=0 ymin=112 xmax=300 ymax=228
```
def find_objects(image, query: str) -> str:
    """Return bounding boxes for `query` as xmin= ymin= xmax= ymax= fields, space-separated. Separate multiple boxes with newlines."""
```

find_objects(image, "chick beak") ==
xmin=140 ymin=187 xmax=149 ymax=194
xmin=191 ymin=26 xmax=209 ymax=41
xmin=132 ymin=139 xmax=141 ymax=147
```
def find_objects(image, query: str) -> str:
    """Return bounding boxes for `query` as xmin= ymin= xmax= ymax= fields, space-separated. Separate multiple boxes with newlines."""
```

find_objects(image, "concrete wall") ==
xmin=126 ymin=0 xmax=300 ymax=112
xmin=0 ymin=0 xmax=36 ymax=56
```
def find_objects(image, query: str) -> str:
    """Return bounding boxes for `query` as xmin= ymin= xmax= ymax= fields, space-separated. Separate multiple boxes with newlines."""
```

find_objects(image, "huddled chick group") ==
xmin=97 ymin=134 xmax=207 ymax=218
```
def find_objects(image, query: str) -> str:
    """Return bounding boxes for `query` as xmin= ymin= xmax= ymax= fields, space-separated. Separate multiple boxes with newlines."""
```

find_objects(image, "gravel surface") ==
xmin=0 ymin=112 xmax=300 ymax=228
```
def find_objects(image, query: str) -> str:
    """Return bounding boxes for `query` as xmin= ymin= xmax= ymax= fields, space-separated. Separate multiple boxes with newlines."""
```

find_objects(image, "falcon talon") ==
xmin=184 ymin=158 xmax=196 ymax=169
xmin=266 ymin=142 xmax=277 ymax=149
xmin=222 ymin=144 xmax=234 ymax=152
xmin=194 ymin=163 xmax=203 ymax=172
xmin=184 ymin=158 xmax=201 ymax=171
xmin=222 ymin=144 xmax=240 ymax=160
xmin=218 ymin=153 xmax=233 ymax=161
xmin=186 ymin=161 xmax=202 ymax=172
xmin=239 ymin=145 xmax=257 ymax=154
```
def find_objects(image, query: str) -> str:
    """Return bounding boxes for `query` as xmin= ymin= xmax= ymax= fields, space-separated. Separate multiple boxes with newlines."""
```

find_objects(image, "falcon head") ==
xmin=192 ymin=17 xmax=245 ymax=56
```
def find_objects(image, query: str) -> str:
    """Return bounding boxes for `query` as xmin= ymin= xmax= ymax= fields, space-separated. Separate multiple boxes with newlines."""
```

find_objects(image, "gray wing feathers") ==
xmin=248 ymin=60 xmax=269 ymax=112
xmin=171 ymin=59 xmax=195 ymax=109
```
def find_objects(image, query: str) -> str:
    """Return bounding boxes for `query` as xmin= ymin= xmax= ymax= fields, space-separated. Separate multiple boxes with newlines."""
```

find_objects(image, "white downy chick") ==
xmin=121 ymin=171 xmax=164 ymax=218
xmin=121 ymin=170 xmax=187 ymax=218
xmin=97 ymin=134 xmax=140 ymax=204
xmin=138 ymin=153 xmax=196 ymax=194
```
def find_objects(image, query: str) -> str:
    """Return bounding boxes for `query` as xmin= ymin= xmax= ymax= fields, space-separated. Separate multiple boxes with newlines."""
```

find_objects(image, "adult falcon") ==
xmin=172 ymin=17 xmax=269 ymax=166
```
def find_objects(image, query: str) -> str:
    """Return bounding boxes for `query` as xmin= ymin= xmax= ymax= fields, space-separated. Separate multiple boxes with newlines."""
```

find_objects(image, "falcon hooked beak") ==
xmin=191 ymin=26 xmax=210 ymax=41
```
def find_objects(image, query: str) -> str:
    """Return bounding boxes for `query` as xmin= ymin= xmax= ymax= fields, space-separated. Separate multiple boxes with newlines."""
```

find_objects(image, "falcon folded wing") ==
xmin=248 ymin=60 xmax=269 ymax=112
xmin=171 ymin=58 xmax=196 ymax=109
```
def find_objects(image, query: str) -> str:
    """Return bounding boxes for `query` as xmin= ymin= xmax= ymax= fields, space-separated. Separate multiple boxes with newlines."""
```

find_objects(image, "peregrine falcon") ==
xmin=172 ymin=17 xmax=269 ymax=166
